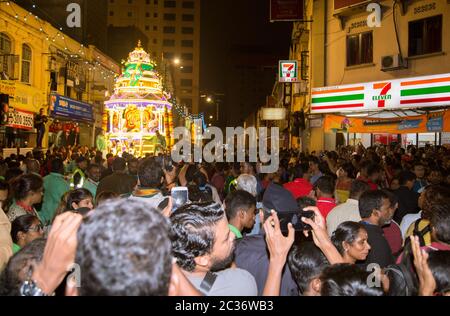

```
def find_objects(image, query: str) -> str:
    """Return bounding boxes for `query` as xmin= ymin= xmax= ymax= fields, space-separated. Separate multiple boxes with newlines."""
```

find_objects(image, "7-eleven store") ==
xmin=309 ymin=73 xmax=450 ymax=150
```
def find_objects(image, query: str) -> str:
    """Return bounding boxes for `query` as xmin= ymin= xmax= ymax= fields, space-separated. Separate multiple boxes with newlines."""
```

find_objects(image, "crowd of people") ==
xmin=0 ymin=142 xmax=449 ymax=296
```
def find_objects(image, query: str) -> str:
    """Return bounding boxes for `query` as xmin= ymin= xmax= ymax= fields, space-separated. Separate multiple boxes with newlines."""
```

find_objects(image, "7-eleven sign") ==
xmin=279 ymin=60 xmax=298 ymax=83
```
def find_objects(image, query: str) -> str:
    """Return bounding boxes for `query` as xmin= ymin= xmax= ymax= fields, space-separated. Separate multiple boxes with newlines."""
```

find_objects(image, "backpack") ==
xmin=384 ymin=219 xmax=432 ymax=296
xmin=403 ymin=220 xmax=432 ymax=249
xmin=384 ymin=242 xmax=418 ymax=296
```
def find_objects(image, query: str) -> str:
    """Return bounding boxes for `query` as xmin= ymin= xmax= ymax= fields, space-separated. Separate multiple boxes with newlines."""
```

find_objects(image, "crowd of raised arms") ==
xmin=0 ymin=142 xmax=449 ymax=296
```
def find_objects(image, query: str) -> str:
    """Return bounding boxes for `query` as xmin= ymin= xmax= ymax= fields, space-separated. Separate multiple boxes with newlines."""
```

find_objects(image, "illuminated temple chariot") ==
xmin=104 ymin=41 xmax=174 ymax=156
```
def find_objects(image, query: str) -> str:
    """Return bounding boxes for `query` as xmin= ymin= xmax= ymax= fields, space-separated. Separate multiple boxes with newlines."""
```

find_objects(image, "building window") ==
xmin=182 ymin=14 xmax=194 ymax=22
xmin=154 ymin=0 xmax=158 ymax=4
xmin=110 ymin=0 xmax=114 ymax=3
xmin=346 ymin=31 xmax=372 ymax=67
xmin=145 ymin=25 xmax=150 ymax=31
xmin=163 ymin=39 xmax=175 ymax=47
xmin=163 ymin=26 xmax=176 ymax=33
xmin=154 ymin=13 xmax=158 ymax=18
xmin=146 ymin=0 xmax=150 ymax=4
xmin=180 ymin=79 xmax=192 ymax=87
xmin=164 ymin=1 xmax=176 ymax=8
xmin=164 ymin=13 xmax=175 ymax=21
xmin=181 ymin=53 xmax=193 ymax=60
xmin=181 ymin=40 xmax=193 ymax=47
xmin=163 ymin=52 xmax=175 ymax=59
xmin=182 ymin=1 xmax=194 ymax=9
xmin=182 ymin=27 xmax=194 ymax=34
xmin=21 ymin=44 xmax=32 ymax=84
xmin=181 ymin=66 xmax=193 ymax=73
xmin=128 ymin=0 xmax=132 ymax=4
xmin=0 ymin=33 xmax=11 ymax=54
xmin=128 ymin=12 xmax=132 ymax=17
xmin=109 ymin=11 xmax=114 ymax=16
xmin=146 ymin=12 xmax=150 ymax=18
xmin=153 ymin=39 xmax=157 ymax=44
xmin=153 ymin=26 xmax=158 ymax=31
xmin=409 ymin=15 xmax=442 ymax=57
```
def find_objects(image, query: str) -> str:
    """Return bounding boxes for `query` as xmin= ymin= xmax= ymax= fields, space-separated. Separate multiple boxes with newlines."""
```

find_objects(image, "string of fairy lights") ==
xmin=0 ymin=0 xmax=206 ymax=127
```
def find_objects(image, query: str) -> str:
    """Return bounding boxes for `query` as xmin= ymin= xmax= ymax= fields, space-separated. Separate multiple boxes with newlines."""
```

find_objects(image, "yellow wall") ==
xmin=324 ymin=0 xmax=450 ymax=86
xmin=0 ymin=2 xmax=119 ymax=148
xmin=308 ymin=0 xmax=450 ymax=151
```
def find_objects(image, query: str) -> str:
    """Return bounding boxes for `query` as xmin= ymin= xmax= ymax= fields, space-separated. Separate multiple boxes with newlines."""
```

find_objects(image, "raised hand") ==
xmin=301 ymin=206 xmax=344 ymax=264
xmin=410 ymin=235 xmax=436 ymax=296
xmin=31 ymin=212 xmax=83 ymax=295
xmin=263 ymin=210 xmax=295 ymax=265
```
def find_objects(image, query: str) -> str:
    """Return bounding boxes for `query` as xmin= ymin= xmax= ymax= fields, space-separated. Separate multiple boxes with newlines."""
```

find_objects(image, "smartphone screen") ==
xmin=171 ymin=187 xmax=189 ymax=211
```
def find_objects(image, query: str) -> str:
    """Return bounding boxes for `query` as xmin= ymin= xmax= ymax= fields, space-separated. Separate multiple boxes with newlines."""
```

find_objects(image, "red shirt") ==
xmin=316 ymin=197 xmax=337 ymax=219
xmin=283 ymin=178 xmax=313 ymax=199
xmin=357 ymin=176 xmax=378 ymax=190
xmin=382 ymin=221 xmax=403 ymax=255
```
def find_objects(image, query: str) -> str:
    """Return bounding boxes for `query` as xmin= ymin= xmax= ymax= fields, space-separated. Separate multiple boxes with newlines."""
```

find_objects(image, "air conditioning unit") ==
xmin=381 ymin=54 xmax=408 ymax=71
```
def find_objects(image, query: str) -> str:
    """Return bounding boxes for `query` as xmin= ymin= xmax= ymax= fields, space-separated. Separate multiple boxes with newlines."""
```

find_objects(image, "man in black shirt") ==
xmin=359 ymin=190 xmax=395 ymax=268
xmin=234 ymin=183 xmax=299 ymax=296
xmin=393 ymin=171 xmax=420 ymax=223
xmin=34 ymin=108 xmax=47 ymax=148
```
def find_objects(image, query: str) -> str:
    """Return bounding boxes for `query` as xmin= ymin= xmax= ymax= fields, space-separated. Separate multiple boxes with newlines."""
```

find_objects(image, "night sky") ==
xmin=200 ymin=0 xmax=292 ymax=124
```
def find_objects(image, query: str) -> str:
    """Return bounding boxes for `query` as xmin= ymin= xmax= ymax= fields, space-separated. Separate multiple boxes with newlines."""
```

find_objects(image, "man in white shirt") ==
xmin=327 ymin=180 xmax=370 ymax=236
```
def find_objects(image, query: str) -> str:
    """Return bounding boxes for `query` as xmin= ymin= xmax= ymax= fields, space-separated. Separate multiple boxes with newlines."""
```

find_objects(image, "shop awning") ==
xmin=311 ymin=73 xmax=450 ymax=114
xmin=323 ymin=109 xmax=450 ymax=134
xmin=50 ymin=93 xmax=94 ymax=123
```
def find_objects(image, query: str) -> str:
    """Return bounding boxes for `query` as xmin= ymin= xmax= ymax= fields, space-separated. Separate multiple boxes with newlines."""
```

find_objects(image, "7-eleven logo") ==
xmin=372 ymin=82 xmax=392 ymax=108
xmin=283 ymin=64 xmax=295 ymax=77
xmin=279 ymin=61 xmax=297 ymax=82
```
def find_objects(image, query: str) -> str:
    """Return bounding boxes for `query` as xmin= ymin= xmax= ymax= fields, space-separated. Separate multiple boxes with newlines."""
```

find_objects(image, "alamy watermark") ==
xmin=171 ymin=126 xmax=280 ymax=173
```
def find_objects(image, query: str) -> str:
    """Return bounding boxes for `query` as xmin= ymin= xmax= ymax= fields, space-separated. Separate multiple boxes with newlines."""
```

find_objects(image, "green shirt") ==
xmin=41 ymin=173 xmax=70 ymax=225
xmin=96 ymin=135 xmax=107 ymax=151
xmin=228 ymin=224 xmax=243 ymax=239
xmin=13 ymin=243 xmax=21 ymax=254
xmin=83 ymin=179 xmax=98 ymax=198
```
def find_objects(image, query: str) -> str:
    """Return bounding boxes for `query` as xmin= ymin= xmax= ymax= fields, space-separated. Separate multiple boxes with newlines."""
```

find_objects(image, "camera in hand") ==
xmin=260 ymin=207 xmax=315 ymax=232
xmin=277 ymin=210 xmax=315 ymax=232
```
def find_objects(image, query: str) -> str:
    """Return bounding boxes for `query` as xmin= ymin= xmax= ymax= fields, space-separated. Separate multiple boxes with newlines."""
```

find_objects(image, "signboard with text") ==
xmin=7 ymin=109 xmax=34 ymax=130
xmin=279 ymin=60 xmax=298 ymax=83
xmin=50 ymin=93 xmax=94 ymax=122
xmin=311 ymin=73 xmax=450 ymax=114
xmin=270 ymin=0 xmax=304 ymax=22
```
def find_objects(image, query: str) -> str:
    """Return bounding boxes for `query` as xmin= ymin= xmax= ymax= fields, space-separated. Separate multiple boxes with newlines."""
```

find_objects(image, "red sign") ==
xmin=334 ymin=0 xmax=369 ymax=11
xmin=270 ymin=0 xmax=304 ymax=21
xmin=7 ymin=109 xmax=34 ymax=130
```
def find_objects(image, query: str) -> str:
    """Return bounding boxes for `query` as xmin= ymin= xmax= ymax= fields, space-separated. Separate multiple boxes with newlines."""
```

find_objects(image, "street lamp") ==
xmin=173 ymin=58 xmax=181 ymax=65
xmin=209 ymin=115 xmax=213 ymax=119
xmin=206 ymin=97 xmax=212 ymax=103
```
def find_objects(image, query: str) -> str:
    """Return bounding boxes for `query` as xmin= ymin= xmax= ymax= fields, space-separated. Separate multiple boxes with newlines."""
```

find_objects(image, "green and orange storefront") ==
xmin=308 ymin=73 xmax=450 ymax=151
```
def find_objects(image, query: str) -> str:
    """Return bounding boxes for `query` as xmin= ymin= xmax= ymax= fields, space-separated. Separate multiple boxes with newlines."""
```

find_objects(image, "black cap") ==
xmin=262 ymin=183 xmax=298 ymax=213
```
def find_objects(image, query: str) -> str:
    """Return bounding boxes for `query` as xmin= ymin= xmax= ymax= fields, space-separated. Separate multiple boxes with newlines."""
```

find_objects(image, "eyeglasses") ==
xmin=27 ymin=224 xmax=44 ymax=232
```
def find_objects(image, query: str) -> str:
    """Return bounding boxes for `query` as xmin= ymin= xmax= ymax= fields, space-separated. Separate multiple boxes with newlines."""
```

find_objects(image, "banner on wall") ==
xmin=312 ymin=73 xmax=450 ymax=114
xmin=323 ymin=110 xmax=450 ymax=134
xmin=50 ymin=93 xmax=94 ymax=123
